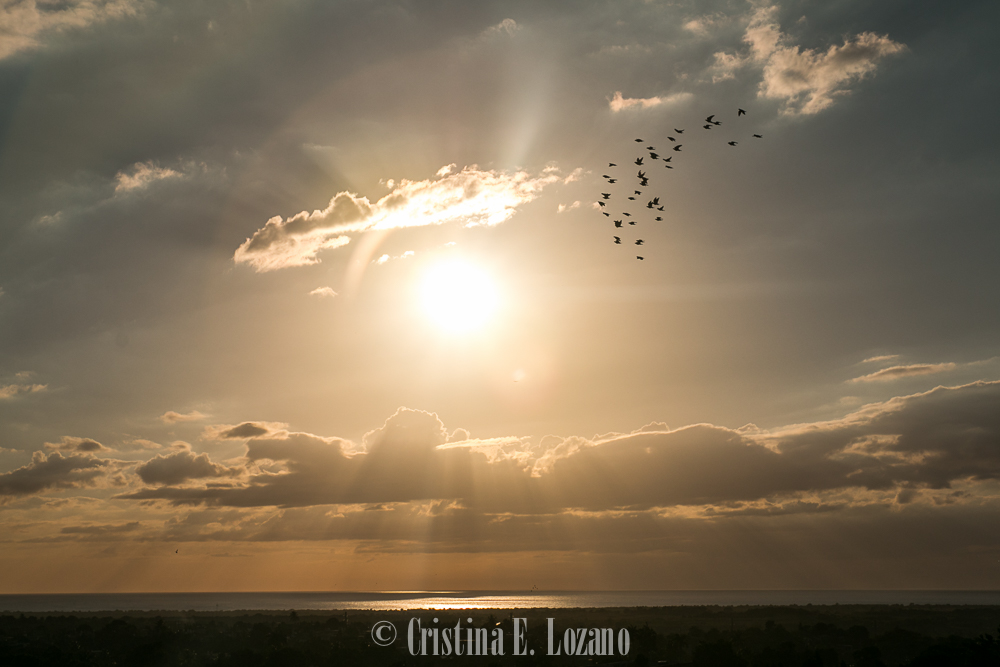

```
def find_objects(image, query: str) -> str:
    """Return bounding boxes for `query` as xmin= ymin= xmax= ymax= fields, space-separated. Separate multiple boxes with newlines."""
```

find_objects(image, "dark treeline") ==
xmin=1 ymin=605 xmax=999 ymax=667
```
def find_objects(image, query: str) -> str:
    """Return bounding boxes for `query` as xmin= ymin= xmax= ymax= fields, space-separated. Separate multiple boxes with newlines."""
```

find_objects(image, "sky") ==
xmin=1 ymin=0 xmax=999 ymax=593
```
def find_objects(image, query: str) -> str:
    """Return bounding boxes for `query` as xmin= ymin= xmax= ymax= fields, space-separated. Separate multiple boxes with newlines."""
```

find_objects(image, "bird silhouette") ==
xmin=628 ymin=220 xmax=637 ymax=225
xmin=640 ymin=179 xmax=649 ymax=186
xmin=628 ymin=196 xmax=636 ymax=200
xmin=608 ymin=162 xmax=617 ymax=167
xmin=646 ymin=145 xmax=655 ymax=150
xmin=637 ymin=170 xmax=646 ymax=179
xmin=665 ymin=165 xmax=673 ymax=169
xmin=712 ymin=120 xmax=721 ymax=126
xmin=738 ymin=108 xmax=746 ymax=116
xmin=602 ymin=174 xmax=610 ymax=179
xmin=634 ymin=190 xmax=642 ymax=195
xmin=634 ymin=157 xmax=644 ymax=165
xmin=601 ymin=193 xmax=611 ymax=199
xmin=657 ymin=205 xmax=664 ymax=211
xmin=597 ymin=201 xmax=606 ymax=206
xmin=608 ymin=179 xmax=617 ymax=183
xmin=649 ymin=152 xmax=659 ymax=159
xmin=728 ymin=141 xmax=738 ymax=146
xmin=652 ymin=197 xmax=660 ymax=205
xmin=623 ymin=212 xmax=632 ymax=217
xmin=646 ymin=201 xmax=653 ymax=208
xmin=602 ymin=212 xmax=610 ymax=216
xmin=662 ymin=157 xmax=672 ymax=162
xmin=634 ymin=138 xmax=643 ymax=142
xmin=175 ymin=549 xmax=179 ymax=554
xmin=753 ymin=134 xmax=762 ymax=138
xmin=703 ymin=124 xmax=713 ymax=130
xmin=674 ymin=128 xmax=684 ymax=133
xmin=673 ymin=145 xmax=682 ymax=152
xmin=635 ymin=240 xmax=644 ymax=245
xmin=667 ymin=137 xmax=676 ymax=142
xmin=655 ymin=216 xmax=663 ymax=221
xmin=614 ymin=237 xmax=621 ymax=244
xmin=614 ymin=220 xmax=623 ymax=228
xmin=706 ymin=114 xmax=715 ymax=122
xmin=637 ymin=256 xmax=644 ymax=260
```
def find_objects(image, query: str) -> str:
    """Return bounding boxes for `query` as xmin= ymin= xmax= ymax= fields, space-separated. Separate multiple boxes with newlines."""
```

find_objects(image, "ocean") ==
xmin=2 ymin=590 xmax=999 ymax=613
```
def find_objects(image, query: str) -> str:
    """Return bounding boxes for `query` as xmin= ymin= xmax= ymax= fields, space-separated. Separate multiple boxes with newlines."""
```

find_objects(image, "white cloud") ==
xmin=721 ymin=5 xmax=906 ymax=115
xmin=608 ymin=91 xmax=692 ymax=113
xmin=114 ymin=161 xmax=182 ymax=193
xmin=557 ymin=201 xmax=580 ymax=213
xmin=234 ymin=165 xmax=578 ymax=272
xmin=308 ymin=286 xmax=338 ymax=298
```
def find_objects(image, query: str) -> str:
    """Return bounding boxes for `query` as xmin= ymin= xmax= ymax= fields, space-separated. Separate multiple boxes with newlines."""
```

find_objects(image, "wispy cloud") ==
xmin=159 ymin=410 xmax=207 ymax=424
xmin=234 ymin=165 xmax=578 ymax=272
xmin=863 ymin=354 xmax=900 ymax=364
xmin=0 ymin=0 xmax=145 ymax=61
xmin=0 ymin=383 xmax=47 ymax=399
xmin=114 ymin=161 xmax=182 ymax=193
xmin=481 ymin=18 xmax=519 ymax=39
xmin=608 ymin=91 xmax=692 ymax=112
xmin=851 ymin=363 xmax=956 ymax=383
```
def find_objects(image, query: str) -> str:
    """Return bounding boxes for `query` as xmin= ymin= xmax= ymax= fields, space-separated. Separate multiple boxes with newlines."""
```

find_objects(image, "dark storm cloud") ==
xmin=118 ymin=382 xmax=1000 ymax=512
xmin=0 ymin=451 xmax=115 ymax=497
xmin=135 ymin=450 xmax=242 ymax=486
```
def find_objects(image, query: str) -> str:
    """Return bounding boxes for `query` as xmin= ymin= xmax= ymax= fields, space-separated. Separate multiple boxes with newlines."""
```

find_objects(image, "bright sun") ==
xmin=420 ymin=260 xmax=499 ymax=334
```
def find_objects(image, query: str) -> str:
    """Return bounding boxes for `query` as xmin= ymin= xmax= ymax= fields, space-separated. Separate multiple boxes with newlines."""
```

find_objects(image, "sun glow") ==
xmin=420 ymin=260 xmax=499 ymax=334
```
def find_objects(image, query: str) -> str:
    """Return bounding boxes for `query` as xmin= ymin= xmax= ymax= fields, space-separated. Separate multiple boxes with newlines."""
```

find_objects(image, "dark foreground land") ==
xmin=1 ymin=605 xmax=999 ymax=667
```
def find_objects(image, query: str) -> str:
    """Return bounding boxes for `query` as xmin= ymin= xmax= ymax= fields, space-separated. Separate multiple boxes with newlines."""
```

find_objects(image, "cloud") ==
xmin=0 ymin=451 xmax=115 ymax=497
xmin=557 ymin=201 xmax=580 ymax=213
xmin=233 ymin=165 xmax=577 ymax=272
xmin=863 ymin=354 xmax=900 ymax=363
xmin=159 ymin=410 xmax=207 ymax=424
xmin=134 ymin=450 xmax=242 ymax=486
xmin=113 ymin=161 xmax=182 ymax=193
xmin=481 ymin=18 xmax=519 ymax=39
xmin=728 ymin=6 xmax=906 ymax=115
xmin=0 ymin=383 xmax=47 ymax=399
xmin=851 ymin=363 xmax=956 ymax=382
xmin=203 ymin=421 xmax=287 ymax=440
xmin=0 ymin=0 xmax=145 ymax=61
xmin=117 ymin=382 xmax=1000 ymax=521
xmin=608 ymin=91 xmax=692 ymax=112
xmin=308 ymin=286 xmax=338 ymax=298
xmin=44 ymin=436 xmax=110 ymax=453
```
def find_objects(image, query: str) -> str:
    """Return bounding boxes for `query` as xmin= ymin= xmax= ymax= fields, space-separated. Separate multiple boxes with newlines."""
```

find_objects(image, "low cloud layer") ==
xmin=116 ymin=382 xmax=1000 ymax=521
xmin=0 ymin=451 xmax=116 ymax=497
xmin=233 ymin=165 xmax=578 ymax=272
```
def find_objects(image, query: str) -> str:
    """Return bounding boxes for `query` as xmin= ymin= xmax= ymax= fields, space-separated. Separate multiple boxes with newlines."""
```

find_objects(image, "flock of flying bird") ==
xmin=597 ymin=108 xmax=762 ymax=260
